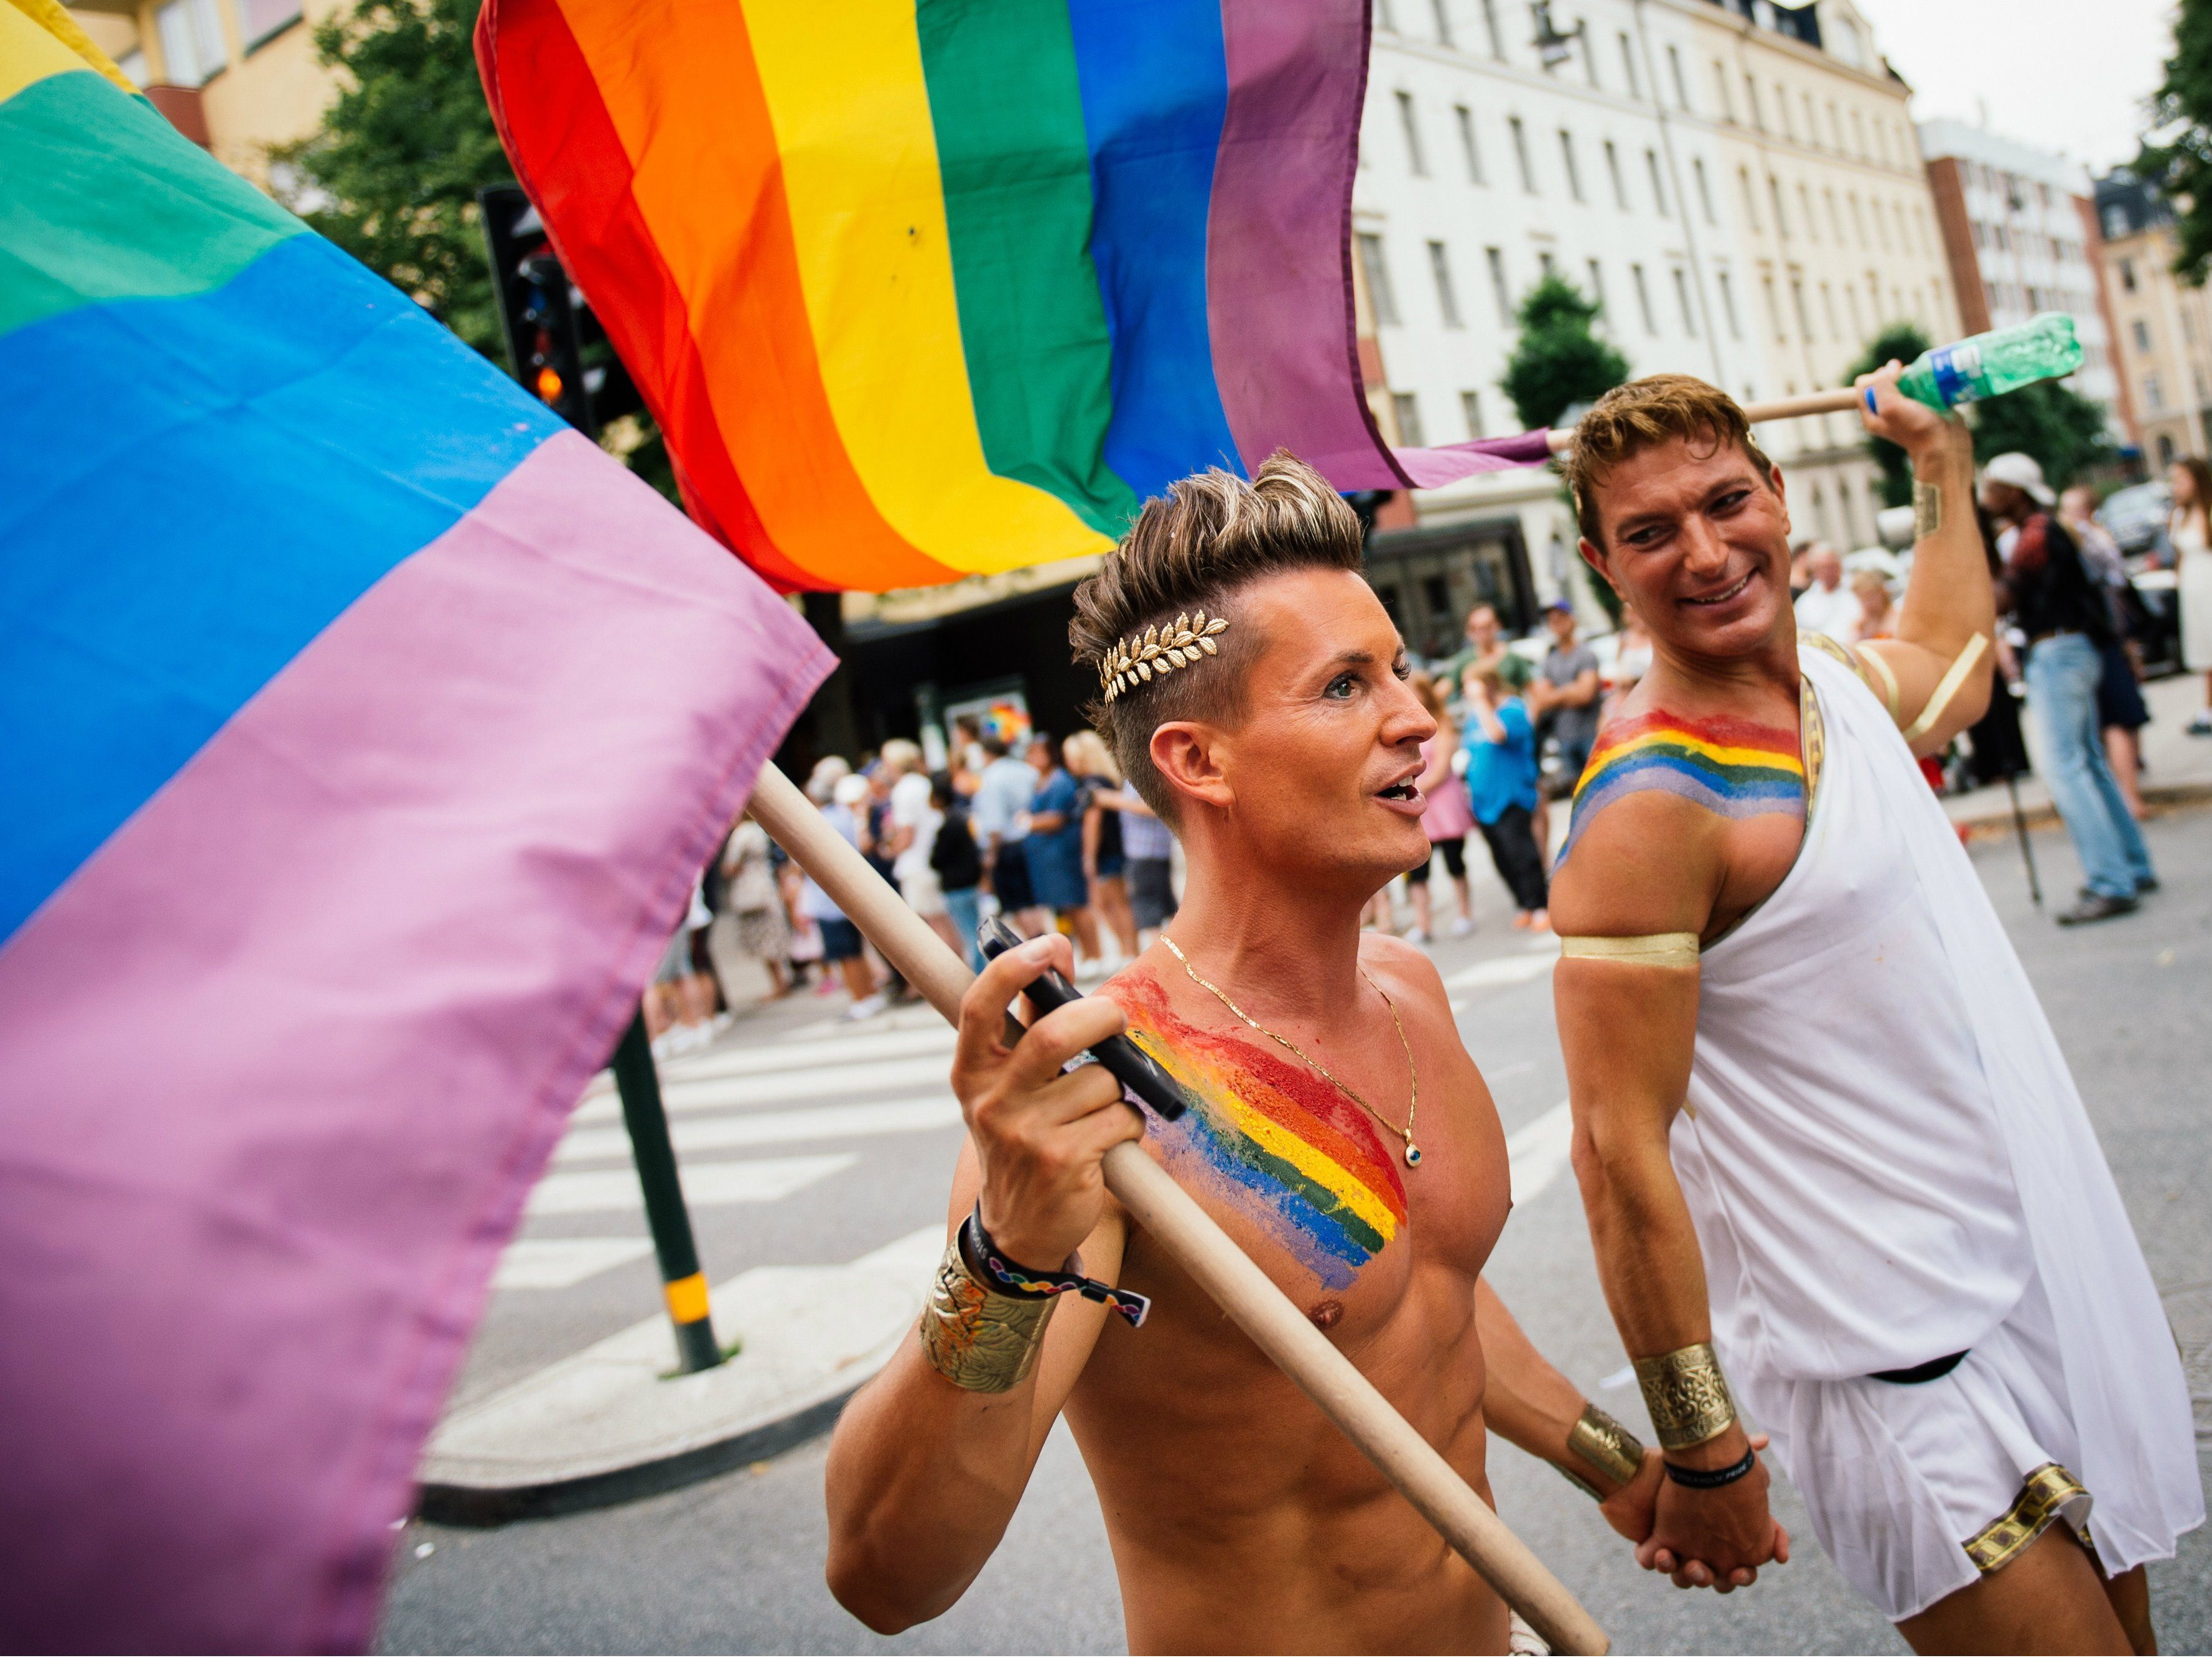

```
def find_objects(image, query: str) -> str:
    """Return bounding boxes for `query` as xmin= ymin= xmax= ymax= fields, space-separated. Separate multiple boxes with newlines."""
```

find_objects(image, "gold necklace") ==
xmin=1159 ymin=934 xmax=1423 ymax=1168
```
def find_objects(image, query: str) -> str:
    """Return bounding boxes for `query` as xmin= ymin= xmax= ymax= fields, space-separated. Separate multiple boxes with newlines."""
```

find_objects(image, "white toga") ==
xmin=1669 ymin=643 xmax=2201 ymax=1620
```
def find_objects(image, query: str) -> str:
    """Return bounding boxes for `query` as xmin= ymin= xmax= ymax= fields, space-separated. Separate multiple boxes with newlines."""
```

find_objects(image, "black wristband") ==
xmin=1663 ymin=1449 xmax=1757 ymax=1489
xmin=963 ymin=1207 xmax=1151 ymax=1327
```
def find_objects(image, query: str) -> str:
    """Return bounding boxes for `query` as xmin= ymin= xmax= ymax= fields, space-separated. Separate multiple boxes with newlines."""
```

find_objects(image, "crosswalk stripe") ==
xmin=492 ymin=1238 xmax=656 ymax=1290
xmin=523 ymin=1154 xmax=856 ymax=1218
xmin=572 ymin=1053 xmax=954 ymax=1124
xmin=1444 ymin=951 xmax=1557 ymax=992
xmin=1505 ymin=1101 xmax=1574 ymax=1202
xmin=555 ymin=1096 xmax=964 ymax=1164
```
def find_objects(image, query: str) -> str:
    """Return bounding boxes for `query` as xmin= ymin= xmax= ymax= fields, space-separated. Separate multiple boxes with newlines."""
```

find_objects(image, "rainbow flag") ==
xmin=475 ymin=0 xmax=1552 ymax=593
xmin=0 ymin=4 xmax=830 ymax=1647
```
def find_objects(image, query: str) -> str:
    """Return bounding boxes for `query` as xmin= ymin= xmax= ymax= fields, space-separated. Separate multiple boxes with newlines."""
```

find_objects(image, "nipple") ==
xmin=1308 ymin=1298 xmax=1344 ymax=1331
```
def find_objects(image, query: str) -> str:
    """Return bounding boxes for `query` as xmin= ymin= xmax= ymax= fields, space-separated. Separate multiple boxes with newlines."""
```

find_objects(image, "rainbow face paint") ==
xmin=1559 ymin=710 xmax=1804 ymax=862
xmin=1112 ymin=974 xmax=1407 ymax=1291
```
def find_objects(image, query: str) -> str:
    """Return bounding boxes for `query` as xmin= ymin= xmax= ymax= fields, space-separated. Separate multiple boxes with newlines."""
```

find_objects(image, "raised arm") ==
xmin=1847 ymin=363 xmax=1992 ymax=753
xmin=824 ymin=934 xmax=1143 ymax=1632
xmin=1549 ymin=799 xmax=1788 ymax=1590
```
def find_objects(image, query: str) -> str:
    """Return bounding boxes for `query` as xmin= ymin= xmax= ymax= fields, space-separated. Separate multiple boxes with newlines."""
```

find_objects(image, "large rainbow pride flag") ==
xmin=0 ymin=2 xmax=829 ymax=1646
xmin=477 ymin=0 xmax=1551 ymax=594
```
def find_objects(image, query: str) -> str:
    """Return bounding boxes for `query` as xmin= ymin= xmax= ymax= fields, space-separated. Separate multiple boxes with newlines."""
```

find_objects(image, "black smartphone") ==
xmin=976 ymin=916 xmax=1185 ymax=1122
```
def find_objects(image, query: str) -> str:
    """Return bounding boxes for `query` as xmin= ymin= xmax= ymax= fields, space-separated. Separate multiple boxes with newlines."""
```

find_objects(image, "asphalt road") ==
xmin=380 ymin=803 xmax=2211 ymax=1656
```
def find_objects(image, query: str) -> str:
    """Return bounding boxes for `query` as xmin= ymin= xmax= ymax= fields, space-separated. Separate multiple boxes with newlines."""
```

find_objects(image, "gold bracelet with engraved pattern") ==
xmin=1567 ymin=1402 xmax=1646 ymax=1490
xmin=918 ymin=1230 xmax=1057 ymax=1394
xmin=1633 ymin=1342 xmax=1738 ymax=1451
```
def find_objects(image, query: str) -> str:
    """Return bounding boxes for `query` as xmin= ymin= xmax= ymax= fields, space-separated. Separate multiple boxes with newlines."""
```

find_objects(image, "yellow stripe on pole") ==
xmin=739 ymin=0 xmax=1110 ymax=575
xmin=663 ymin=1271 xmax=711 ymax=1325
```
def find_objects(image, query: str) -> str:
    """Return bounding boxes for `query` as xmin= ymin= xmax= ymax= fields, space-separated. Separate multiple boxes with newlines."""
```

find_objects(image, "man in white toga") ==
xmin=1546 ymin=368 xmax=2200 ymax=1652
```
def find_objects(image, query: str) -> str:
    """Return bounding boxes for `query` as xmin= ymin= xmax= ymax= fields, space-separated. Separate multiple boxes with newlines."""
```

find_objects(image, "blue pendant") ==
xmin=1405 ymin=1143 xmax=1422 ymax=1167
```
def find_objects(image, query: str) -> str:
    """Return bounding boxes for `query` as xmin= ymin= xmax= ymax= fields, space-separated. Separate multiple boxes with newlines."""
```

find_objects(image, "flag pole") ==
xmin=1546 ymin=386 xmax=1865 ymax=452
xmin=745 ymin=763 xmax=1608 ymax=1657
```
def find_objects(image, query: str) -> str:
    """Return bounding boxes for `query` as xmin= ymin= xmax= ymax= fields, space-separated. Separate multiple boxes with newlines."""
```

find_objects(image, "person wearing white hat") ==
xmin=1979 ymin=452 xmax=2158 ymax=925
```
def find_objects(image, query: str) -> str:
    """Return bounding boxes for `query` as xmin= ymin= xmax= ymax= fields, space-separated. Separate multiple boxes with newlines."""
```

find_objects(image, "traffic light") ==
xmin=479 ymin=184 xmax=643 ymax=439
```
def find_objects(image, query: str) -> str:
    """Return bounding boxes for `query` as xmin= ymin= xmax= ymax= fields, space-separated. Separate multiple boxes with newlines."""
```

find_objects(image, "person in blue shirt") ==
xmin=1460 ymin=663 xmax=1550 ymax=929
xmin=1020 ymin=733 xmax=1096 ymax=959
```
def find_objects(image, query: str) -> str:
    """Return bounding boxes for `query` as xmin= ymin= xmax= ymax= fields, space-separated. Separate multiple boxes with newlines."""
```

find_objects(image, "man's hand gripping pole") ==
xmin=747 ymin=762 xmax=1609 ymax=1657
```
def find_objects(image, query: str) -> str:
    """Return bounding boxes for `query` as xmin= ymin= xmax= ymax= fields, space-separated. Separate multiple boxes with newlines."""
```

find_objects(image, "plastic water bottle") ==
xmin=1895 ymin=312 xmax=2082 ymax=410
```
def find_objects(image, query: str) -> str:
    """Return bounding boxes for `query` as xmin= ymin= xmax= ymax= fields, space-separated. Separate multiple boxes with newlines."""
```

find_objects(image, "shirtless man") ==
xmin=824 ymin=454 xmax=1712 ymax=1652
xmin=1551 ymin=371 xmax=2200 ymax=1652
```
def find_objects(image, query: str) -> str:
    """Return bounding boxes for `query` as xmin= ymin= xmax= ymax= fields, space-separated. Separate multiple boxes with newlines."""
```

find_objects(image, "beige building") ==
xmin=70 ymin=0 xmax=343 ymax=184
xmin=2094 ymin=172 xmax=2212 ymax=468
xmin=1682 ymin=0 xmax=1962 ymax=550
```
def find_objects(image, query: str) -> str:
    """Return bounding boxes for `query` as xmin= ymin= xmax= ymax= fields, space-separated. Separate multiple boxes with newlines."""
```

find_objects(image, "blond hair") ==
xmin=1560 ymin=375 xmax=1776 ymax=549
xmin=1069 ymin=450 xmax=1365 ymax=822
xmin=1062 ymin=729 xmax=1121 ymax=785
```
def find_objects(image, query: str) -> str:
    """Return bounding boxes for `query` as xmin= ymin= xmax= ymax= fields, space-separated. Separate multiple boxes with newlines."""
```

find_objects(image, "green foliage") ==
xmin=1967 ymin=379 xmax=2112 ymax=489
xmin=1500 ymin=274 xmax=1630 ymax=431
xmin=1843 ymin=322 xmax=1933 ymax=509
xmin=2136 ymin=0 xmax=2212 ymax=286
xmin=268 ymin=0 xmax=508 ymax=358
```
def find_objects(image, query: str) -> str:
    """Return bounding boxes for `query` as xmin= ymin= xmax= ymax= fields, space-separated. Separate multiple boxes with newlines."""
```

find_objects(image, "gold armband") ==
xmin=1567 ymin=1402 xmax=1645 ymax=1490
xmin=1633 ymin=1341 xmax=1738 ymax=1451
xmin=918 ymin=1230 xmax=1057 ymax=1393
xmin=1899 ymin=633 xmax=1989 ymax=745
xmin=1560 ymin=933 xmax=1699 ymax=969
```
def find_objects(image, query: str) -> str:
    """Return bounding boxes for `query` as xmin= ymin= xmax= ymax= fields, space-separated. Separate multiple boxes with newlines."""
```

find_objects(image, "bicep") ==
xmin=1857 ymin=635 xmax=1994 ymax=755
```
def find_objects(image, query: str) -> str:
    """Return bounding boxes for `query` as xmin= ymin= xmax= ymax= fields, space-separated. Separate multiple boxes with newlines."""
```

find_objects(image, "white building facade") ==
xmin=1353 ymin=0 xmax=1956 ymax=651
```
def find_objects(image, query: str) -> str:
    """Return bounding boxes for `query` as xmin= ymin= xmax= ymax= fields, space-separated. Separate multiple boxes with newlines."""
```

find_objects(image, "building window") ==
xmin=1826 ymin=188 xmax=1843 ymax=245
xmin=1539 ymin=250 xmax=1558 ymax=281
xmin=1769 ymin=175 xmax=1789 ymax=237
xmin=1646 ymin=149 xmax=1669 ymax=217
xmin=1739 ymin=167 xmax=1761 ymax=231
xmin=1604 ymin=140 xmax=1628 ymax=210
xmin=1799 ymin=183 xmax=1816 ymax=242
xmin=1851 ymin=108 xmax=1866 ymax=157
xmin=1455 ymin=105 xmax=1485 ymax=184
xmin=1559 ymin=129 xmax=1583 ymax=201
xmin=1668 ymin=46 xmax=1690 ymax=111
xmin=1803 ymin=91 xmax=1818 ymax=146
xmin=239 ymin=0 xmax=304 ymax=48
xmin=2158 ymin=432 xmax=2177 ymax=467
xmin=1820 ymin=282 xmax=1838 ymax=338
xmin=1462 ymin=390 xmax=1485 ymax=438
xmin=1486 ymin=246 xmax=1513 ymax=324
xmin=1827 ymin=101 xmax=1843 ymax=150
xmin=1873 ymin=198 xmax=1890 ymax=251
xmin=1392 ymin=391 xmax=1426 ymax=447
xmin=1396 ymin=92 xmax=1428 ymax=176
xmin=1791 ymin=278 xmax=1811 ymax=340
xmin=1430 ymin=0 xmax=1454 ymax=46
xmin=1744 ymin=75 xmax=1763 ymax=130
xmin=1763 ymin=275 xmax=1784 ymax=342
xmin=1481 ymin=0 xmax=1505 ymax=60
xmin=1618 ymin=32 xmax=1640 ymax=98
xmin=1631 ymin=262 xmax=1658 ymax=334
xmin=1846 ymin=282 xmax=1862 ymax=335
xmin=1673 ymin=268 xmax=1697 ymax=337
xmin=156 ymin=0 xmax=226 ymax=86
xmin=1849 ymin=193 xmax=1865 ymax=246
xmin=2133 ymin=319 xmax=2152 ymax=353
xmin=1509 ymin=117 xmax=1536 ymax=193
xmin=1581 ymin=24 xmax=1601 ymax=87
xmin=2145 ymin=374 xmax=2164 ymax=412
xmin=1358 ymin=233 xmax=1400 ymax=325
xmin=1717 ymin=269 xmax=1740 ymax=338
xmin=1429 ymin=241 xmax=1464 ymax=327
xmin=1776 ymin=83 xmax=1793 ymax=141
xmin=1694 ymin=157 xmax=1715 ymax=225
xmin=1376 ymin=0 xmax=1398 ymax=30
xmin=1713 ymin=60 xmax=1733 ymax=121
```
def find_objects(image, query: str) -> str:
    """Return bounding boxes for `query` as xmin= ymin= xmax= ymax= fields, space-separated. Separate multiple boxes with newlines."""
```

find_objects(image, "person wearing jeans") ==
xmin=1460 ymin=663 xmax=1549 ymax=929
xmin=1982 ymin=452 xmax=2159 ymax=924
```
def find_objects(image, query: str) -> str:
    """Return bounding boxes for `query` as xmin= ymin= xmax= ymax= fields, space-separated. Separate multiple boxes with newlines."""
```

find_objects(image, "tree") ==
xmin=1500 ymin=274 xmax=1630 ymax=432
xmin=1844 ymin=322 xmax=1933 ymax=508
xmin=1967 ymin=379 xmax=2112 ymax=490
xmin=269 ymin=0 xmax=509 ymax=358
xmin=2135 ymin=0 xmax=2212 ymax=286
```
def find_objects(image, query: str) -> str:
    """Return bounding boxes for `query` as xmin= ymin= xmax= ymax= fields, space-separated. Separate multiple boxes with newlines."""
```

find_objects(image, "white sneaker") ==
xmin=1404 ymin=926 xmax=1430 ymax=944
xmin=1449 ymin=915 xmax=1475 ymax=938
xmin=844 ymin=992 xmax=889 ymax=1021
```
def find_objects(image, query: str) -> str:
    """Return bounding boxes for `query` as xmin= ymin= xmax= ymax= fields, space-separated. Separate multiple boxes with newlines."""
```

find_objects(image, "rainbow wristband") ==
xmin=963 ymin=1207 xmax=1152 ymax=1328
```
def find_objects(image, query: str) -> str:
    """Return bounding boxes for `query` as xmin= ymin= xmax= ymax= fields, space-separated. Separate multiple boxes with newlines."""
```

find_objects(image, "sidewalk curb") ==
xmin=1956 ymin=780 xmax=2211 ymax=841
xmin=418 ymin=1384 xmax=861 ymax=1528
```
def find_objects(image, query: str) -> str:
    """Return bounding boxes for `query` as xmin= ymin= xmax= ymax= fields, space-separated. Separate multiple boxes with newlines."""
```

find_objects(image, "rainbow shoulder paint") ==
xmin=1559 ymin=710 xmax=1804 ymax=862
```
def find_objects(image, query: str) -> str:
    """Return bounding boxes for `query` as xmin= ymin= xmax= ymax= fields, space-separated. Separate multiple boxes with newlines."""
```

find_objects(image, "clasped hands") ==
xmin=1596 ymin=1423 xmax=1791 ymax=1595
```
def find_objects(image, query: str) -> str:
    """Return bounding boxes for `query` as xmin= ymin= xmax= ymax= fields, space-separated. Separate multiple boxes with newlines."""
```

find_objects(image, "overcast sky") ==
xmin=1851 ymin=0 xmax=2177 ymax=171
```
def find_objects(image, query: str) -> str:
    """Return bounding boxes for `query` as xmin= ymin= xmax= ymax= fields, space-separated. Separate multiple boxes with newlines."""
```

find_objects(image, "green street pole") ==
xmin=609 ymin=1006 xmax=722 ymax=1374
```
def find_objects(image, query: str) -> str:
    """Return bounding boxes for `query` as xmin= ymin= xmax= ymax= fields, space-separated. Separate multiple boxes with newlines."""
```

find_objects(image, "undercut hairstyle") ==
xmin=1070 ymin=450 xmax=1365 ymax=824
xmin=1561 ymin=374 xmax=1777 ymax=551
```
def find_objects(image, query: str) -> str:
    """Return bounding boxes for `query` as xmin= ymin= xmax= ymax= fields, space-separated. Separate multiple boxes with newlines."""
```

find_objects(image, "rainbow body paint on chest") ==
xmin=1112 ymin=974 xmax=1407 ymax=1291
xmin=1559 ymin=710 xmax=1804 ymax=862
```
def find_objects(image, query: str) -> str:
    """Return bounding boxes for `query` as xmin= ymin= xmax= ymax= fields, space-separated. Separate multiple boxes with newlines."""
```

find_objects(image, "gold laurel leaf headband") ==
xmin=1099 ymin=610 xmax=1230 ymax=703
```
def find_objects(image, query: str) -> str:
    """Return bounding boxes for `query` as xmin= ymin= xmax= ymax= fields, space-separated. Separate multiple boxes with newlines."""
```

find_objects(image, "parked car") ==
xmin=2098 ymin=481 xmax=2172 ymax=561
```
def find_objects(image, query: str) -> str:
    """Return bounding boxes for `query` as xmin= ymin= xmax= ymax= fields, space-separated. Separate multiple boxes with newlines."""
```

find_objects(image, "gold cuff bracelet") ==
xmin=1633 ymin=1341 xmax=1738 ymax=1451
xmin=1568 ymin=1402 xmax=1646 ymax=1489
xmin=918 ymin=1230 xmax=1056 ymax=1393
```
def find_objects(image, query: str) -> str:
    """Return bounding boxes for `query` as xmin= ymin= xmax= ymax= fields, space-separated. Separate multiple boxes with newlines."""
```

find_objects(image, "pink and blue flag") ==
xmin=0 ymin=4 xmax=831 ymax=1648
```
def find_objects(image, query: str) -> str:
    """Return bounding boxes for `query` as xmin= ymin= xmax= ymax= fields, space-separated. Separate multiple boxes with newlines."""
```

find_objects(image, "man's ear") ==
xmin=1766 ymin=462 xmax=1790 ymax=536
xmin=1577 ymin=536 xmax=1622 ymax=600
xmin=1150 ymin=721 xmax=1234 ymax=816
